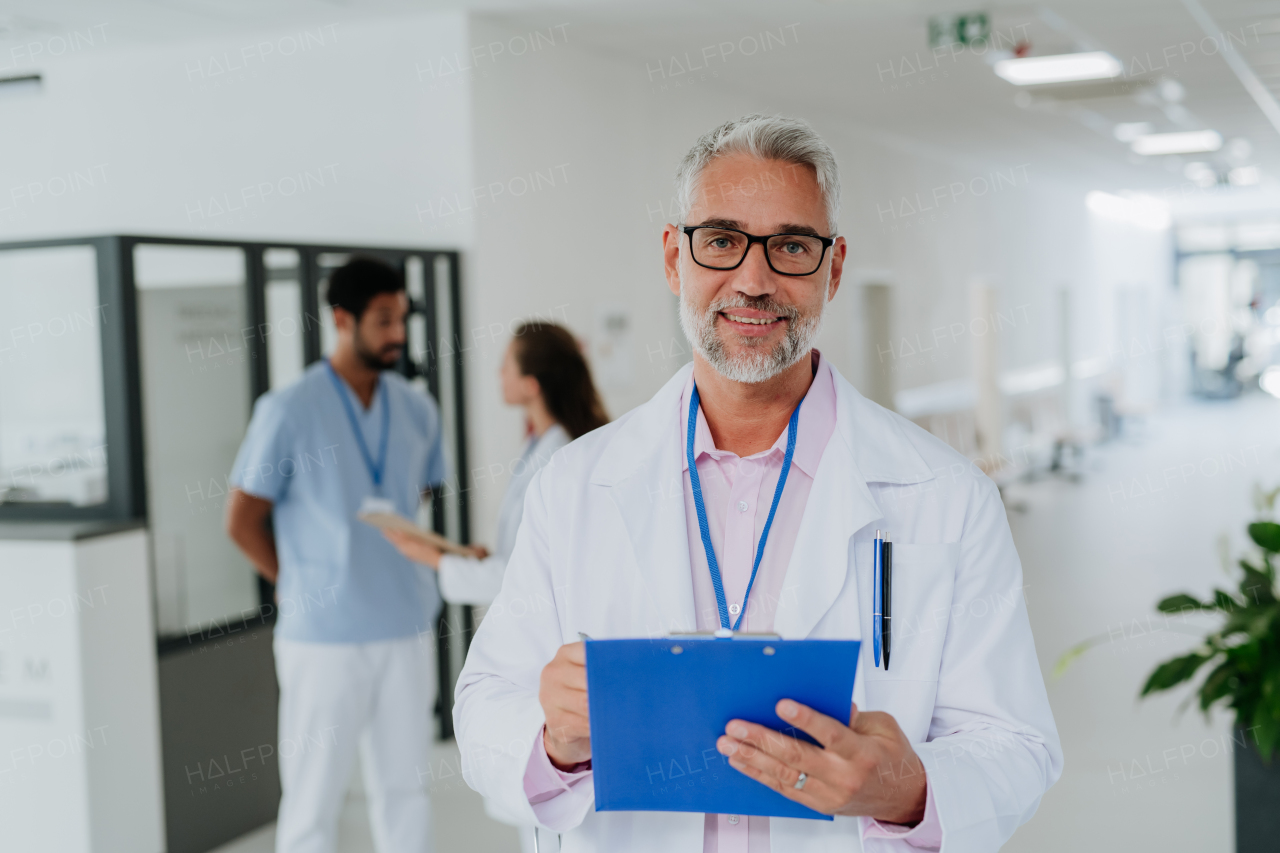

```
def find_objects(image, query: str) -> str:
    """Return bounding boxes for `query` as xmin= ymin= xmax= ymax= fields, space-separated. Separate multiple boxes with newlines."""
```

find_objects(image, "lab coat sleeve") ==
xmin=903 ymin=481 xmax=1063 ymax=853
xmin=454 ymin=467 xmax=592 ymax=831
xmin=438 ymin=553 xmax=508 ymax=606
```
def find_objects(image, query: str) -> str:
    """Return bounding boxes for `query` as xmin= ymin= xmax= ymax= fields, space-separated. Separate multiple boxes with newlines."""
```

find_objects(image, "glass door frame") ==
xmin=0 ymin=234 xmax=472 ymax=737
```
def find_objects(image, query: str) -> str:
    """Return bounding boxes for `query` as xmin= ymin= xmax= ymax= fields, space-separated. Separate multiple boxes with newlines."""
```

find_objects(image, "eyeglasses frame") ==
xmin=680 ymin=225 xmax=836 ymax=277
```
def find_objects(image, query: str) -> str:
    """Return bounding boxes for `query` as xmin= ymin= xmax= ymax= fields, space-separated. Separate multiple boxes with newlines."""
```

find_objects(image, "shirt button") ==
xmin=727 ymin=815 xmax=740 ymax=825
xmin=736 ymin=500 xmax=748 ymax=513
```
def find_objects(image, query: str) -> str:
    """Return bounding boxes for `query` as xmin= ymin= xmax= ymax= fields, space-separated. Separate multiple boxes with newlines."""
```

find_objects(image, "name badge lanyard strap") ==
xmin=687 ymin=385 xmax=803 ymax=632
xmin=326 ymin=360 xmax=390 ymax=492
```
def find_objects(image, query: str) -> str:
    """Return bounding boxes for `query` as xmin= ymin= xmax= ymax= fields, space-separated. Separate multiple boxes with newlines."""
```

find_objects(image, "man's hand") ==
xmin=717 ymin=700 xmax=926 ymax=825
xmin=225 ymin=489 xmax=279 ymax=583
xmin=539 ymin=642 xmax=591 ymax=769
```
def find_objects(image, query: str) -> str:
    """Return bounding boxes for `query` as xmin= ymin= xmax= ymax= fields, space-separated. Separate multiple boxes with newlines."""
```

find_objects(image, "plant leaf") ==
xmin=1214 ymin=588 xmax=1240 ymax=611
xmin=1052 ymin=636 xmax=1105 ymax=679
xmin=1142 ymin=651 xmax=1212 ymax=696
xmin=1249 ymin=522 xmax=1280 ymax=554
xmin=1238 ymin=563 xmax=1277 ymax=605
xmin=1156 ymin=594 xmax=1211 ymax=614
xmin=1199 ymin=660 xmax=1237 ymax=711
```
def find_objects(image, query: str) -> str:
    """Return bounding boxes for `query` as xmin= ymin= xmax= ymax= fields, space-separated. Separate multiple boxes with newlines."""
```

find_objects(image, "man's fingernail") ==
xmin=728 ymin=723 xmax=748 ymax=738
xmin=778 ymin=701 xmax=797 ymax=719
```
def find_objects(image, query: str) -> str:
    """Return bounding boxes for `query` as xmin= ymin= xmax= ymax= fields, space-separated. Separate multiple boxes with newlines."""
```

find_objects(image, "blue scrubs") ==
xmin=229 ymin=360 xmax=447 ymax=643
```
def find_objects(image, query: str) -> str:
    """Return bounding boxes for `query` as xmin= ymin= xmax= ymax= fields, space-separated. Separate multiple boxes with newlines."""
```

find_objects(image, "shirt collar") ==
xmin=680 ymin=350 xmax=836 ymax=478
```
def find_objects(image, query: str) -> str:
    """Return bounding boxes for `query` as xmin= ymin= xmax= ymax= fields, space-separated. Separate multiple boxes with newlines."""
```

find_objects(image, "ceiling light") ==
xmin=1131 ymin=130 xmax=1223 ymax=156
xmin=993 ymin=51 xmax=1123 ymax=85
xmin=1261 ymin=365 xmax=1280 ymax=399
xmin=1114 ymin=122 xmax=1153 ymax=143
xmin=1227 ymin=138 xmax=1253 ymax=162
xmin=1229 ymin=166 xmax=1261 ymax=186
xmin=1184 ymin=161 xmax=1217 ymax=187
xmin=1086 ymin=191 xmax=1171 ymax=230
xmin=1159 ymin=79 xmax=1185 ymax=103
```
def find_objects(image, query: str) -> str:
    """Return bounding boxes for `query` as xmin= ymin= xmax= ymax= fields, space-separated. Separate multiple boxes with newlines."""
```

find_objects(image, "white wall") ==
xmin=463 ymin=15 xmax=1174 ymax=538
xmin=0 ymin=12 xmax=473 ymax=247
xmin=0 ymin=9 xmax=1175 ymax=543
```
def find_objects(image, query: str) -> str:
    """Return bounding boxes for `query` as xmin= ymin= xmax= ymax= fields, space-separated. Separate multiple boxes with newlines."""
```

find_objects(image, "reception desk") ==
xmin=0 ymin=521 xmax=165 ymax=853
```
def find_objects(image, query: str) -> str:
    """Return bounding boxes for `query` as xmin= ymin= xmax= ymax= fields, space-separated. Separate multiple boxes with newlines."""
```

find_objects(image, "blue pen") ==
xmin=873 ymin=529 xmax=883 ymax=668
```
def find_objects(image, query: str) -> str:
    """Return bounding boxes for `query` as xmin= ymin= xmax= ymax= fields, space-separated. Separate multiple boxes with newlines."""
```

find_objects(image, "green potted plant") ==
xmin=1138 ymin=485 xmax=1280 ymax=852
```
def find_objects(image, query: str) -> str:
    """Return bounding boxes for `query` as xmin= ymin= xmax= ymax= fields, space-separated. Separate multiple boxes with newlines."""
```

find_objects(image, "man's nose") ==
xmin=731 ymin=241 xmax=777 ymax=297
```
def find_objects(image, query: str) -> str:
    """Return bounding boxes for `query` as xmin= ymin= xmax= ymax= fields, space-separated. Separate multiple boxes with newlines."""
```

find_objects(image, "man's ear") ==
xmin=332 ymin=306 xmax=355 ymax=333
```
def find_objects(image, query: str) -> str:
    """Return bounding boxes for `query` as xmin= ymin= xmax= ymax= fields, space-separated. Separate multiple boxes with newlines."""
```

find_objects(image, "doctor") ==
xmin=383 ymin=321 xmax=608 ymax=607
xmin=384 ymin=320 xmax=608 ymax=853
xmin=454 ymin=114 xmax=1062 ymax=852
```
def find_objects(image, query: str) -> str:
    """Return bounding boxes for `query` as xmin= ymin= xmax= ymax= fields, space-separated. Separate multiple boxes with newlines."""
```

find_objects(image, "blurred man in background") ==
xmin=226 ymin=256 xmax=450 ymax=853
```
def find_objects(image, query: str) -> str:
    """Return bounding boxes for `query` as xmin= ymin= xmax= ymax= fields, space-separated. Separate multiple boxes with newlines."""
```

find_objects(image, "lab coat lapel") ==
xmin=772 ymin=409 xmax=880 ymax=640
xmin=774 ymin=365 xmax=932 ymax=640
xmin=593 ymin=366 xmax=697 ymax=637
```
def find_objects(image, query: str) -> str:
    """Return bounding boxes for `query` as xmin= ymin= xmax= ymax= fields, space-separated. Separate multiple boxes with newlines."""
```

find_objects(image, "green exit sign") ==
xmin=928 ymin=13 xmax=990 ymax=48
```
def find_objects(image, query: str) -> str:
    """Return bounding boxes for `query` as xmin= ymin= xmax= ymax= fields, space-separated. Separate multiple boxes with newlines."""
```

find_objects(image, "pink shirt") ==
xmin=523 ymin=352 xmax=940 ymax=851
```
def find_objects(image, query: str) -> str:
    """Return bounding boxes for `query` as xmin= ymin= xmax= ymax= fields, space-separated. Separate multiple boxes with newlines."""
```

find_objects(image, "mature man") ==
xmin=226 ymin=257 xmax=449 ymax=853
xmin=455 ymin=115 xmax=1062 ymax=852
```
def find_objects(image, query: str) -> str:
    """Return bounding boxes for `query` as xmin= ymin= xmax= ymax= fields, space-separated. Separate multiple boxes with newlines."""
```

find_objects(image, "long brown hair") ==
xmin=511 ymin=321 xmax=609 ymax=440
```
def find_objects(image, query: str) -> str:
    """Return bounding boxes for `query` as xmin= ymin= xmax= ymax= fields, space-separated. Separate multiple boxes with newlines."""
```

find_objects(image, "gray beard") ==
xmin=678 ymin=288 xmax=825 ymax=384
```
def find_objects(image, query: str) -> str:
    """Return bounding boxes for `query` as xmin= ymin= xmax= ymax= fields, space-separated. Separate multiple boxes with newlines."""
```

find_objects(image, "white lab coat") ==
xmin=454 ymin=362 xmax=1062 ymax=853
xmin=438 ymin=424 xmax=571 ymax=605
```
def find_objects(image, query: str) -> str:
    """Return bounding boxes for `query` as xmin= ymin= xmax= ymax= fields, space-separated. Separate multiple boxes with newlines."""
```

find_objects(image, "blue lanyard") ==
xmin=325 ymin=360 xmax=390 ymax=491
xmin=686 ymin=385 xmax=803 ymax=631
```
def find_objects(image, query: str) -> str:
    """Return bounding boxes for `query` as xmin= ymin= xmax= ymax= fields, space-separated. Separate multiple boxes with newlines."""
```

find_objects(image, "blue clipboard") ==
xmin=584 ymin=635 xmax=860 ymax=820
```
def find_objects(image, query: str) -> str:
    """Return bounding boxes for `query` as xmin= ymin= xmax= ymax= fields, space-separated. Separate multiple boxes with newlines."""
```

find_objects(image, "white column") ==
xmin=971 ymin=279 xmax=1003 ymax=467
xmin=862 ymin=282 xmax=895 ymax=410
xmin=0 ymin=526 xmax=165 ymax=853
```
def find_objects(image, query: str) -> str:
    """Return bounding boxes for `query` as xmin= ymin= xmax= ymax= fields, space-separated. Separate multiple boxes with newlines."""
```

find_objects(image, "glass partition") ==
xmin=0 ymin=236 xmax=468 ymax=707
xmin=263 ymin=248 xmax=306 ymax=390
xmin=0 ymin=245 xmax=108 ymax=506
xmin=134 ymin=243 xmax=259 ymax=636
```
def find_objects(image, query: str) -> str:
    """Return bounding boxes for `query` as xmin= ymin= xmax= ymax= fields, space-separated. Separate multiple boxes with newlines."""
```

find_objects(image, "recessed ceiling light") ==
xmin=1113 ymin=122 xmax=1153 ymax=143
xmin=1131 ymin=130 xmax=1223 ymax=156
xmin=1261 ymin=365 xmax=1280 ymax=399
xmin=993 ymin=51 xmax=1123 ymax=85
xmin=1227 ymin=138 xmax=1253 ymax=161
xmin=1229 ymin=166 xmax=1261 ymax=186
xmin=1085 ymin=191 xmax=1171 ymax=230
xmin=1184 ymin=161 xmax=1217 ymax=187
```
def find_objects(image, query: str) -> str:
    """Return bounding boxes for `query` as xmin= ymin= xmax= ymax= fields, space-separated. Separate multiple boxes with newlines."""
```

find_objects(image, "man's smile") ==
xmin=718 ymin=308 xmax=787 ymax=336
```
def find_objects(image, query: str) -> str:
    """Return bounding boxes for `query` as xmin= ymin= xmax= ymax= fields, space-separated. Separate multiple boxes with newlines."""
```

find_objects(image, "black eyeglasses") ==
xmin=681 ymin=225 xmax=835 ymax=277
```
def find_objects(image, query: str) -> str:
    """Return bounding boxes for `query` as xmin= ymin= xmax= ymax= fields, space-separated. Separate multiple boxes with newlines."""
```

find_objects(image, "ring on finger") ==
xmin=794 ymin=771 xmax=808 ymax=791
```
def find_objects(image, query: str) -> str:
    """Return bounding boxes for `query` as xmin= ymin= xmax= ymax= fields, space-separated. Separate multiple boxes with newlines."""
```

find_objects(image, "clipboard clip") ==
xmin=669 ymin=629 xmax=782 ymax=640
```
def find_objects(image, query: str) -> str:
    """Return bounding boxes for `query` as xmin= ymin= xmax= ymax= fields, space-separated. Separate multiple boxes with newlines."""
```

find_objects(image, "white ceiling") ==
xmin=8 ymin=0 xmax=1280 ymax=192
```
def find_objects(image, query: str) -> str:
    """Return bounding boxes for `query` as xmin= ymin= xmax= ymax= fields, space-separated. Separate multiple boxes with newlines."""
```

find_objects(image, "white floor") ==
xmin=1001 ymin=392 xmax=1280 ymax=853
xmin=209 ymin=739 xmax=522 ymax=853
xmin=212 ymin=392 xmax=1280 ymax=853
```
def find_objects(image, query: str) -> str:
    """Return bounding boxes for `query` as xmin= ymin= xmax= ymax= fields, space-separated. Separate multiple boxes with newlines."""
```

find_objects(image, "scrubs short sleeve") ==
xmin=229 ymin=391 xmax=295 ymax=503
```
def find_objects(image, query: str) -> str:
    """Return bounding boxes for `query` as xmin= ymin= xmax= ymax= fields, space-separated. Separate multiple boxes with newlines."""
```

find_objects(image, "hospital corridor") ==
xmin=2 ymin=2 xmax=1279 ymax=853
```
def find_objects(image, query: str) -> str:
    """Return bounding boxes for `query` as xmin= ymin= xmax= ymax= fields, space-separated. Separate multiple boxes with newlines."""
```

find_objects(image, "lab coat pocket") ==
xmin=882 ymin=542 xmax=959 ymax=682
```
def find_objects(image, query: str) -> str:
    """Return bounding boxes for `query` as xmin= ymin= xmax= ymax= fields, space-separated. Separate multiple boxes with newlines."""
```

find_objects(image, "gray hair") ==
xmin=674 ymin=114 xmax=841 ymax=236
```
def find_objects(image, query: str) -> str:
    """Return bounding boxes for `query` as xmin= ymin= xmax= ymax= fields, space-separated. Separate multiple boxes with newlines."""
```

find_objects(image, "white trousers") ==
xmin=274 ymin=635 xmax=437 ymax=853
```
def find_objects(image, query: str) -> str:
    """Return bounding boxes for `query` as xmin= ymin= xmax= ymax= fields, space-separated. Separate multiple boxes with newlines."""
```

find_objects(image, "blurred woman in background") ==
xmin=385 ymin=320 xmax=607 ymax=600
xmin=384 ymin=320 xmax=607 ymax=852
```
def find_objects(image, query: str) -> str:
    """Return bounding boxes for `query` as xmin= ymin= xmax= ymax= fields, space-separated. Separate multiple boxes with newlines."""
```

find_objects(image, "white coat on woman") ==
xmin=437 ymin=423 xmax=570 ymax=605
